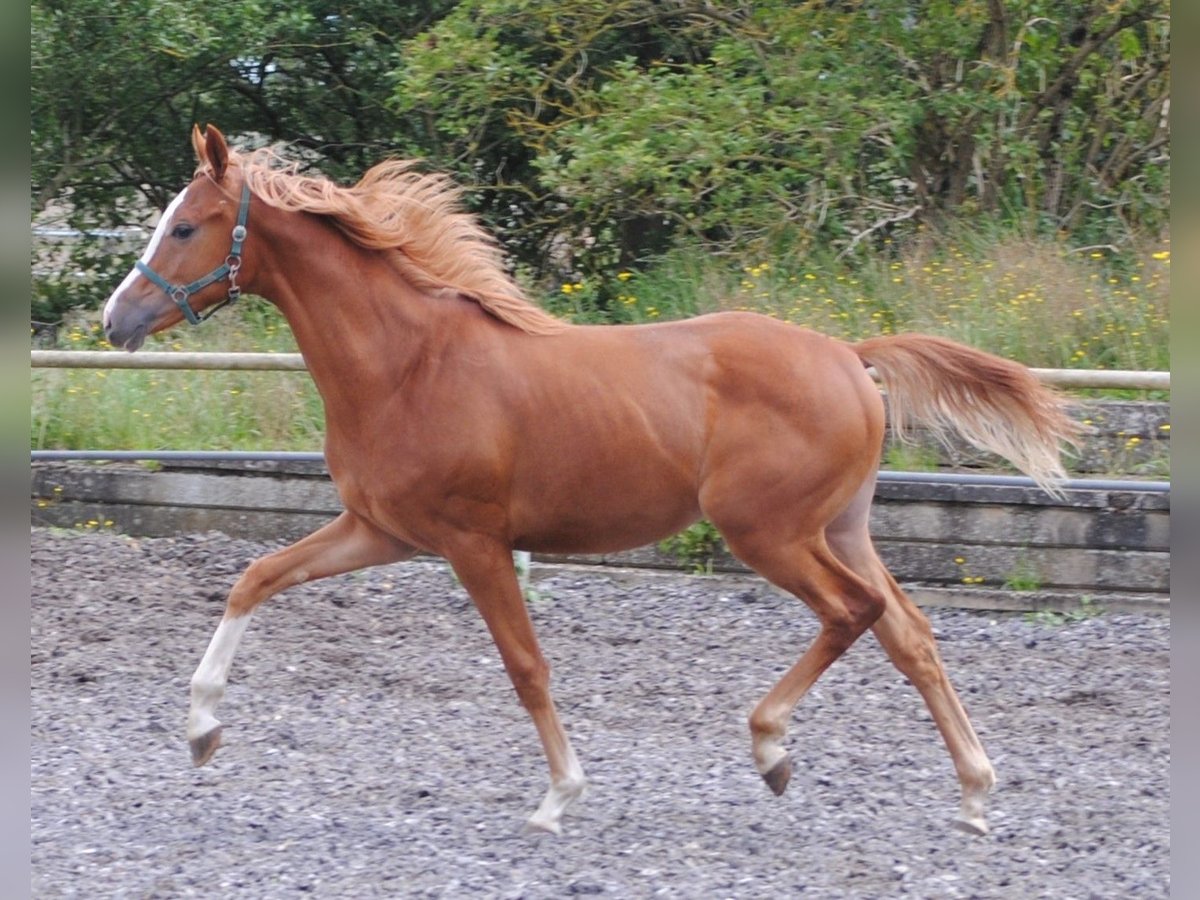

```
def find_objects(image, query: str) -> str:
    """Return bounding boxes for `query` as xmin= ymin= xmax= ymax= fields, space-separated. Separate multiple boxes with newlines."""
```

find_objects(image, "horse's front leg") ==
xmin=447 ymin=540 xmax=586 ymax=835
xmin=188 ymin=511 xmax=416 ymax=766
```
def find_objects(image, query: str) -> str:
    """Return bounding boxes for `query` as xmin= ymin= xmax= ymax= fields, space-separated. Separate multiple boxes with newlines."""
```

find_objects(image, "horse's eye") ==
xmin=171 ymin=224 xmax=195 ymax=239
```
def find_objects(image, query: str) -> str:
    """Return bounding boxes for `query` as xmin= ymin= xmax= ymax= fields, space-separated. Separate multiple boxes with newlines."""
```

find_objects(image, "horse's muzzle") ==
xmin=103 ymin=304 xmax=154 ymax=353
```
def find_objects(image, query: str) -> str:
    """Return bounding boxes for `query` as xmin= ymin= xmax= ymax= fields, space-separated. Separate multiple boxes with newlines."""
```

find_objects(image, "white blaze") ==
xmin=102 ymin=186 xmax=191 ymax=328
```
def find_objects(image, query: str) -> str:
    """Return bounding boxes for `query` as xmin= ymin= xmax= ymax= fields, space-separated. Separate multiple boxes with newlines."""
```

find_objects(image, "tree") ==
xmin=389 ymin=0 xmax=1169 ymax=278
xmin=31 ymin=0 xmax=453 ymax=321
xmin=33 ymin=0 xmax=1170 ymax=323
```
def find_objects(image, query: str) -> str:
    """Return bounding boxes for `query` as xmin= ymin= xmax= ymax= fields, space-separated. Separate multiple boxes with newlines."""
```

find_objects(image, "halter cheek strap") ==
xmin=136 ymin=182 xmax=252 ymax=326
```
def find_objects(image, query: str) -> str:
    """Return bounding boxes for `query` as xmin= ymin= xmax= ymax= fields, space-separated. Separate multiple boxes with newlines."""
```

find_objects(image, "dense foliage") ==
xmin=32 ymin=0 xmax=1169 ymax=322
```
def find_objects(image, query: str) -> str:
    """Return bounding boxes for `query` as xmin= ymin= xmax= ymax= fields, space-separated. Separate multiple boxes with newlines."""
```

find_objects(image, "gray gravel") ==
xmin=32 ymin=527 xmax=1169 ymax=898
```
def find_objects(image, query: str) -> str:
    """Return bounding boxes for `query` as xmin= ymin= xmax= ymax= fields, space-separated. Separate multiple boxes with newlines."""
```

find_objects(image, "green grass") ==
xmin=32 ymin=300 xmax=325 ymax=451
xmin=32 ymin=227 xmax=1169 ymax=452
xmin=565 ymin=227 xmax=1169 ymax=372
xmin=1024 ymin=596 xmax=1103 ymax=625
xmin=883 ymin=444 xmax=942 ymax=473
xmin=658 ymin=520 xmax=723 ymax=574
xmin=1002 ymin=558 xmax=1043 ymax=592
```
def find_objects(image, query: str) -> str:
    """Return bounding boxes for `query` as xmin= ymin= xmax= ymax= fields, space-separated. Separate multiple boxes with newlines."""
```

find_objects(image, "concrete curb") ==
xmin=32 ymin=460 xmax=1168 ymax=613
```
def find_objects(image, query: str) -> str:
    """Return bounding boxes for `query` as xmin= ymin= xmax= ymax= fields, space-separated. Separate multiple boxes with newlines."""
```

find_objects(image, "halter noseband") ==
xmin=135 ymin=182 xmax=251 ymax=326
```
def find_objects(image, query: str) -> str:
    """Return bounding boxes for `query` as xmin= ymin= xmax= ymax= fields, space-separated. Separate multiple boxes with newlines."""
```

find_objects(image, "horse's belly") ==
xmin=509 ymin=458 xmax=702 ymax=555
xmin=514 ymin=501 xmax=701 ymax=556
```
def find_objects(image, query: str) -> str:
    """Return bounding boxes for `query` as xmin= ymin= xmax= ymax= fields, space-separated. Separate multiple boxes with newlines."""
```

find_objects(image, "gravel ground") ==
xmin=32 ymin=527 xmax=1169 ymax=898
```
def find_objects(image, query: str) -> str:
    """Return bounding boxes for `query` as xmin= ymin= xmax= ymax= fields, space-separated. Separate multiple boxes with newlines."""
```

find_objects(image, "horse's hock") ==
xmin=30 ymin=400 xmax=1169 ymax=613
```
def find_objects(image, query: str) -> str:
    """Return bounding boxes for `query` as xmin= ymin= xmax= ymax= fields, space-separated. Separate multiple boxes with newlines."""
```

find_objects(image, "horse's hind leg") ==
xmin=722 ymin=532 xmax=887 ymax=796
xmin=827 ymin=484 xmax=996 ymax=834
xmin=445 ymin=539 xmax=586 ymax=835
xmin=188 ymin=511 xmax=415 ymax=766
xmin=871 ymin=577 xmax=996 ymax=834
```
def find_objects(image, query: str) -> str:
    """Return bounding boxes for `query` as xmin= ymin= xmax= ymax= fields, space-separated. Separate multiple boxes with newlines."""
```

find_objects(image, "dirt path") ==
xmin=32 ymin=527 xmax=1169 ymax=898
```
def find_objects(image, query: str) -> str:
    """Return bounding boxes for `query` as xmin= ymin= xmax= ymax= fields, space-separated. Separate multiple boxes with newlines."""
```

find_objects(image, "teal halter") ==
xmin=136 ymin=183 xmax=251 ymax=325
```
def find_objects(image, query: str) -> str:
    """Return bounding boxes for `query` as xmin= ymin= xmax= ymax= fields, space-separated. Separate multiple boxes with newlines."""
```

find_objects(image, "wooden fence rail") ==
xmin=32 ymin=350 xmax=308 ymax=371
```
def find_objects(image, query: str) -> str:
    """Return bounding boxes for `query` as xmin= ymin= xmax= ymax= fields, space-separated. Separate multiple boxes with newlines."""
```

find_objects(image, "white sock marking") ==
xmin=188 ymin=612 xmax=251 ymax=741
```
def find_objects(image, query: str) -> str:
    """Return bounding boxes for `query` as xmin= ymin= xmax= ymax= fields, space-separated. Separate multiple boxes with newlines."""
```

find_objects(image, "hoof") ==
xmin=953 ymin=814 xmax=990 ymax=836
xmin=190 ymin=726 xmax=223 ymax=767
xmin=524 ymin=814 xmax=563 ymax=837
xmin=761 ymin=756 xmax=792 ymax=796
xmin=524 ymin=776 xmax=586 ymax=836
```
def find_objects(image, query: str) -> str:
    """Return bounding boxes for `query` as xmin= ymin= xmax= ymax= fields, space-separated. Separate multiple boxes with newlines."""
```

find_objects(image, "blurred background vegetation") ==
xmin=32 ymin=0 xmax=1170 ymax=316
xmin=32 ymin=1 xmax=1170 ymax=450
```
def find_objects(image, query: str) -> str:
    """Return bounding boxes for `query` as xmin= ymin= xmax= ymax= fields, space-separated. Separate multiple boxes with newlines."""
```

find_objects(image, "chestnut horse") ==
xmin=103 ymin=125 xmax=1080 ymax=836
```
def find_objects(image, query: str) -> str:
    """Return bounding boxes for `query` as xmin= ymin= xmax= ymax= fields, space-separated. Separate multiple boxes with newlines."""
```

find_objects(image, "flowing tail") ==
xmin=852 ymin=334 xmax=1085 ymax=495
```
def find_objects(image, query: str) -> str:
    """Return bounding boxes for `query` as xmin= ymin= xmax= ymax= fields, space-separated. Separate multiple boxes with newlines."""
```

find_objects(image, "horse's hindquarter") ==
xmin=692 ymin=316 xmax=884 ymax=541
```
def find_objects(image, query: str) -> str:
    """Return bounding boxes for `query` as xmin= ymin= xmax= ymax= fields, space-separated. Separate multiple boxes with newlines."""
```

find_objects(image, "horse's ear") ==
xmin=203 ymin=125 xmax=230 ymax=181
xmin=191 ymin=123 xmax=207 ymax=166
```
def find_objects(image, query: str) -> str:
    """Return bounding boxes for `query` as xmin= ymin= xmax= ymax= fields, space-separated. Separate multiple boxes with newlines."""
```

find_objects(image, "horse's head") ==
xmin=103 ymin=125 xmax=251 ymax=351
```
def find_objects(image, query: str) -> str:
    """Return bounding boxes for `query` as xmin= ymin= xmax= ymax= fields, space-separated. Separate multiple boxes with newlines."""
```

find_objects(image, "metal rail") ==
xmin=32 ymin=450 xmax=324 ymax=462
xmin=31 ymin=350 xmax=1171 ymax=390
xmin=29 ymin=449 xmax=1170 ymax=493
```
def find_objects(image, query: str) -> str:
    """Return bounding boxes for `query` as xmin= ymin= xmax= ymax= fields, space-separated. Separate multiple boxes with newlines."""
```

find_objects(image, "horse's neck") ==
xmin=250 ymin=212 xmax=445 ymax=408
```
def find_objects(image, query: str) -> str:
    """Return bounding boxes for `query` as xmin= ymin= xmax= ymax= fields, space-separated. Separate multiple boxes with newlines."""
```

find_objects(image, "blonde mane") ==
xmin=222 ymin=147 xmax=566 ymax=335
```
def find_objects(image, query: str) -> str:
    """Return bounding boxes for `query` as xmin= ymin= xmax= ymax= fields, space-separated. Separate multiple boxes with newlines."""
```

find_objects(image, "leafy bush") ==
xmin=390 ymin=0 xmax=1170 ymax=284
